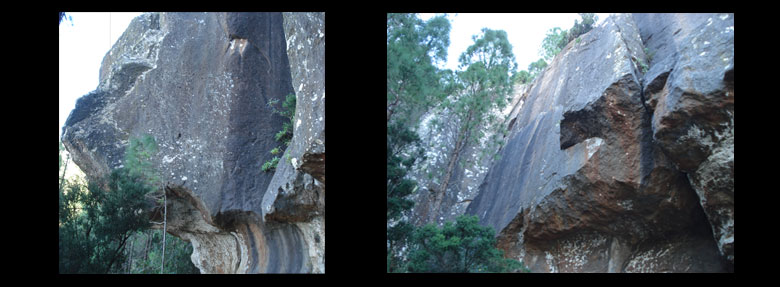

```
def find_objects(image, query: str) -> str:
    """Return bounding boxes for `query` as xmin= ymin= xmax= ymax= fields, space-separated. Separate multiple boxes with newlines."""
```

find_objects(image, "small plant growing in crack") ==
xmin=261 ymin=93 xmax=296 ymax=172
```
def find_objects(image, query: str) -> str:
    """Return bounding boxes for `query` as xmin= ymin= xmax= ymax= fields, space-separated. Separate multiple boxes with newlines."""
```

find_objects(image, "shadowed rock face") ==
xmin=61 ymin=12 xmax=325 ymax=273
xmin=464 ymin=14 xmax=733 ymax=272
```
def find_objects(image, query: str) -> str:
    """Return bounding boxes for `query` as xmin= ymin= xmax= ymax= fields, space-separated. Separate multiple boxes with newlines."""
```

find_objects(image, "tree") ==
xmin=539 ymin=14 xmax=599 ymax=63
xmin=513 ymin=70 xmax=531 ymax=85
xmin=566 ymin=13 xmax=598 ymax=43
xmin=124 ymin=134 xmax=160 ymax=186
xmin=430 ymin=28 xmax=516 ymax=223
xmin=387 ymin=13 xmax=451 ymax=126
xmin=540 ymin=27 xmax=568 ymax=63
xmin=59 ymin=135 xmax=163 ymax=273
xmin=59 ymin=140 xmax=69 ymax=192
xmin=386 ymin=120 xmax=426 ymax=272
xmin=528 ymin=58 xmax=548 ymax=80
xmin=59 ymin=168 xmax=155 ymax=273
xmin=406 ymin=215 xmax=527 ymax=273
xmin=387 ymin=13 xmax=451 ymax=272
xmin=122 ymin=229 xmax=199 ymax=274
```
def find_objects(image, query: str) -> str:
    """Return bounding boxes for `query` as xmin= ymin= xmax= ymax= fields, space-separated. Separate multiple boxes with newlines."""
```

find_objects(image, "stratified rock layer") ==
xmin=465 ymin=14 xmax=733 ymax=272
xmin=62 ymin=12 xmax=325 ymax=273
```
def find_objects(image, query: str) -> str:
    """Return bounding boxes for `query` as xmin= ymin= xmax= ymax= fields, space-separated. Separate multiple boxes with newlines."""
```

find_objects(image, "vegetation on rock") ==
xmin=262 ymin=93 xmax=296 ymax=172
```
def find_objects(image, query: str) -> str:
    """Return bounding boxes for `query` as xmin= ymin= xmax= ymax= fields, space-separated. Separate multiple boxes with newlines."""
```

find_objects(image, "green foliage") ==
xmin=540 ymin=13 xmax=599 ymax=63
xmin=124 ymin=134 xmax=160 ymax=186
xmin=639 ymin=59 xmax=649 ymax=73
xmin=263 ymin=93 xmax=296 ymax=172
xmin=528 ymin=58 xmax=548 ymax=84
xmin=59 ymin=168 xmax=155 ymax=273
xmin=566 ymin=13 xmax=598 ymax=43
xmin=122 ymin=230 xmax=199 ymax=274
xmin=387 ymin=122 xmax=425 ymax=221
xmin=59 ymin=134 xmax=200 ymax=274
xmin=261 ymin=157 xmax=280 ymax=172
xmin=386 ymin=120 xmax=427 ymax=272
xmin=60 ymin=135 xmax=168 ymax=273
xmin=387 ymin=13 xmax=452 ymax=126
xmin=59 ymin=140 xmax=64 ymax=170
xmin=405 ymin=215 xmax=527 ymax=273
xmin=449 ymin=28 xmax=516 ymax=166
xmin=512 ymin=70 xmax=531 ymax=85
xmin=644 ymin=46 xmax=655 ymax=63
xmin=540 ymin=27 xmax=569 ymax=63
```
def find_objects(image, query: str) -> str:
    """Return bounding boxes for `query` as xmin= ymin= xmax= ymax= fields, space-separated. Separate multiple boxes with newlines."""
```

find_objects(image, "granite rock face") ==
xmin=61 ymin=12 xmax=325 ymax=273
xmin=462 ymin=14 xmax=733 ymax=272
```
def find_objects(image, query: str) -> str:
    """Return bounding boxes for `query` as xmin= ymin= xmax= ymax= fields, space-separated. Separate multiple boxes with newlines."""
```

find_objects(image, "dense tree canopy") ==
xmin=387 ymin=13 xmax=451 ymax=126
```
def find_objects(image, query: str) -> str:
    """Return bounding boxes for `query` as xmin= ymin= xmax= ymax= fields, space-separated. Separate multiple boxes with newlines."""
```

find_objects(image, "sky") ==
xmin=59 ymin=12 xmax=143 ymax=139
xmin=417 ymin=13 xmax=610 ymax=73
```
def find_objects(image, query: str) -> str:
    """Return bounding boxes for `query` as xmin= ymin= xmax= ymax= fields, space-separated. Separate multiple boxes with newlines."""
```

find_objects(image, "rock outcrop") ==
xmin=61 ymin=12 xmax=325 ymax=273
xmin=458 ymin=14 xmax=732 ymax=272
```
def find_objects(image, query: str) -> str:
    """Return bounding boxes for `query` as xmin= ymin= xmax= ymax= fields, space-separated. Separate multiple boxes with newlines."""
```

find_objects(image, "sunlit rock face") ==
xmin=463 ymin=14 xmax=733 ymax=272
xmin=61 ymin=12 xmax=325 ymax=273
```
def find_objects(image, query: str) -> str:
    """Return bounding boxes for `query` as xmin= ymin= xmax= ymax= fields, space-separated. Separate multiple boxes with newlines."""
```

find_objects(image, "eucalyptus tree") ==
xmin=386 ymin=13 xmax=451 ymax=126
xmin=430 ymin=28 xmax=516 ymax=223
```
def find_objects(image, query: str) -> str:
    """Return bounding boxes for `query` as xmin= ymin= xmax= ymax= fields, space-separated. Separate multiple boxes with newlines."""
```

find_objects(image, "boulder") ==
xmin=465 ymin=14 xmax=732 ymax=272
xmin=61 ymin=12 xmax=325 ymax=273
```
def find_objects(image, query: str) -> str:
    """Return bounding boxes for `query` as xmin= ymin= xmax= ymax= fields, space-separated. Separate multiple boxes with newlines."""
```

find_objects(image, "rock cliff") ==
xmin=413 ymin=13 xmax=732 ymax=272
xmin=61 ymin=12 xmax=325 ymax=273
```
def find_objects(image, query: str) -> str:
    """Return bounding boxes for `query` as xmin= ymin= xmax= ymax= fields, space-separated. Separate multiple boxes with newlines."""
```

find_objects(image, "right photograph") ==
xmin=387 ymin=13 xmax=733 ymax=273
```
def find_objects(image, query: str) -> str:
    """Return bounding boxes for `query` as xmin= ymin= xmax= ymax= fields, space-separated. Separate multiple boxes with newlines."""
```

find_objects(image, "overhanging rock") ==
xmin=61 ymin=12 xmax=325 ymax=273
xmin=466 ymin=14 xmax=732 ymax=272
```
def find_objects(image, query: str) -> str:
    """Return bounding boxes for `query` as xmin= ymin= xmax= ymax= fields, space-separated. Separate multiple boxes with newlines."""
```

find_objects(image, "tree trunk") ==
xmin=106 ymin=233 xmax=131 ymax=273
xmin=125 ymin=237 xmax=133 ymax=273
xmin=59 ymin=155 xmax=69 ymax=192
xmin=160 ymin=192 xmax=167 ymax=274
xmin=144 ymin=229 xmax=152 ymax=262
xmin=429 ymin=110 xmax=474 ymax=223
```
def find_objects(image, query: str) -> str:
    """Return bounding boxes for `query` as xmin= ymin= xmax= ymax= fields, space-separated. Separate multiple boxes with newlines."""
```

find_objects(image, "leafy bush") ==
xmin=261 ymin=157 xmax=280 ymax=172
xmin=540 ymin=13 xmax=599 ymax=63
xmin=405 ymin=215 xmax=528 ymax=273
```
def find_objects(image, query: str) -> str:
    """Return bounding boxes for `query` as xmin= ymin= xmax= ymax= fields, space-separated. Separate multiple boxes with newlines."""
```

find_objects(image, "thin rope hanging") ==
xmin=109 ymin=13 xmax=111 ymax=50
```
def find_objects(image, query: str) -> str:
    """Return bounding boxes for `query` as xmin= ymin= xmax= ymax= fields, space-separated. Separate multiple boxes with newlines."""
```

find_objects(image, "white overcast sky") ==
xmin=417 ymin=13 xmax=610 ymax=72
xmin=59 ymin=12 xmax=143 ymax=139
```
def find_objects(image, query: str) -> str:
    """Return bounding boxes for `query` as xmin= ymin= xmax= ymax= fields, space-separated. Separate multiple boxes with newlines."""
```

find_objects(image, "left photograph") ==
xmin=59 ymin=12 xmax=325 ymax=274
